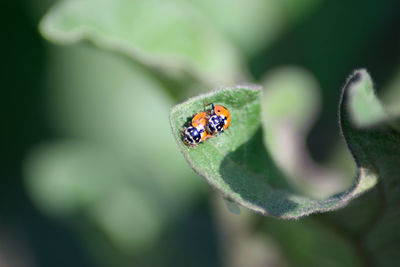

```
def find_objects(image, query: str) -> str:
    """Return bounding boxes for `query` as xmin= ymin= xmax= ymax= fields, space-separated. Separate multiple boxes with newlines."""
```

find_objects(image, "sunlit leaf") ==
xmin=170 ymin=69 xmax=397 ymax=219
xmin=39 ymin=0 xmax=244 ymax=87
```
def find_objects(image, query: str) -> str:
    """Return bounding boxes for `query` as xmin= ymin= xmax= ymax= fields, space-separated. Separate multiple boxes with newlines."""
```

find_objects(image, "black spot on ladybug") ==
xmin=185 ymin=134 xmax=193 ymax=143
xmin=206 ymin=115 xmax=225 ymax=134
xmin=188 ymin=127 xmax=201 ymax=142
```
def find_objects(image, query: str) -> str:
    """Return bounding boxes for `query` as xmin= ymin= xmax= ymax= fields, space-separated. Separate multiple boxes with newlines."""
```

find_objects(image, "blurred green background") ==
xmin=2 ymin=0 xmax=399 ymax=266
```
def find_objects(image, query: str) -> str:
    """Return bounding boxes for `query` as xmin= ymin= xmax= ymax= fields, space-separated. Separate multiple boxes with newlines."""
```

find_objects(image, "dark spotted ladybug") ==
xmin=182 ymin=112 xmax=210 ymax=146
xmin=206 ymin=104 xmax=231 ymax=135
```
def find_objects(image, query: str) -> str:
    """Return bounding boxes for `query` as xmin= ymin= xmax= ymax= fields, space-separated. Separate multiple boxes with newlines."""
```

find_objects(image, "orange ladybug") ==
xmin=182 ymin=112 xmax=210 ymax=146
xmin=191 ymin=111 xmax=209 ymax=129
xmin=206 ymin=104 xmax=230 ymax=135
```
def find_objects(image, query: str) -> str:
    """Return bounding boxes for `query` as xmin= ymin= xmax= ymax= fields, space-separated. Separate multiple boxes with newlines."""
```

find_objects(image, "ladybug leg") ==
xmin=203 ymin=99 xmax=214 ymax=113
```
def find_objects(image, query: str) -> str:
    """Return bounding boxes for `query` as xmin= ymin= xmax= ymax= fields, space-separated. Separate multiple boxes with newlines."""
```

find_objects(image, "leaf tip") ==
xmin=342 ymin=69 xmax=389 ymax=128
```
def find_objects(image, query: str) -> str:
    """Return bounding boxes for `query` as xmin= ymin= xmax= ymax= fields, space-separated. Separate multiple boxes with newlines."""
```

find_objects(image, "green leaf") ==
xmin=39 ymin=0 xmax=243 ymax=86
xmin=346 ymin=70 xmax=387 ymax=127
xmin=188 ymin=0 xmax=323 ymax=56
xmin=338 ymin=69 xmax=400 ymax=266
xmin=170 ymin=69 xmax=399 ymax=219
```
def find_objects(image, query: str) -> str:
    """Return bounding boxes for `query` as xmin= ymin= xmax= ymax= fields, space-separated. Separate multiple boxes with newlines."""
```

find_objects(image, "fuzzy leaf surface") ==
xmin=339 ymin=70 xmax=400 ymax=266
xmin=170 ymin=80 xmax=390 ymax=218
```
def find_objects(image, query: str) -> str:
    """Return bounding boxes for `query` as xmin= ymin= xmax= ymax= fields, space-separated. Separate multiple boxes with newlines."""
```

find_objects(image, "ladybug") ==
xmin=182 ymin=112 xmax=210 ymax=146
xmin=191 ymin=111 xmax=209 ymax=129
xmin=206 ymin=104 xmax=230 ymax=135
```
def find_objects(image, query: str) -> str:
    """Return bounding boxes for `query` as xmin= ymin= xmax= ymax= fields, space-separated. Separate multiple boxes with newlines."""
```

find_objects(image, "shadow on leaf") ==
xmin=219 ymin=127 xmax=299 ymax=216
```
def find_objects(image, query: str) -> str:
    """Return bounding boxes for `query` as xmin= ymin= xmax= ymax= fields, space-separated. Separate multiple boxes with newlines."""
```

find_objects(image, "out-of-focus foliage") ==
xmin=188 ymin=0 xmax=323 ymax=56
xmin=261 ymin=67 xmax=351 ymax=197
xmin=263 ymin=218 xmax=363 ymax=267
xmin=1 ymin=0 xmax=398 ymax=266
xmin=39 ymin=0 xmax=244 ymax=90
xmin=24 ymin=44 xmax=205 ymax=263
xmin=382 ymin=68 xmax=400 ymax=116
